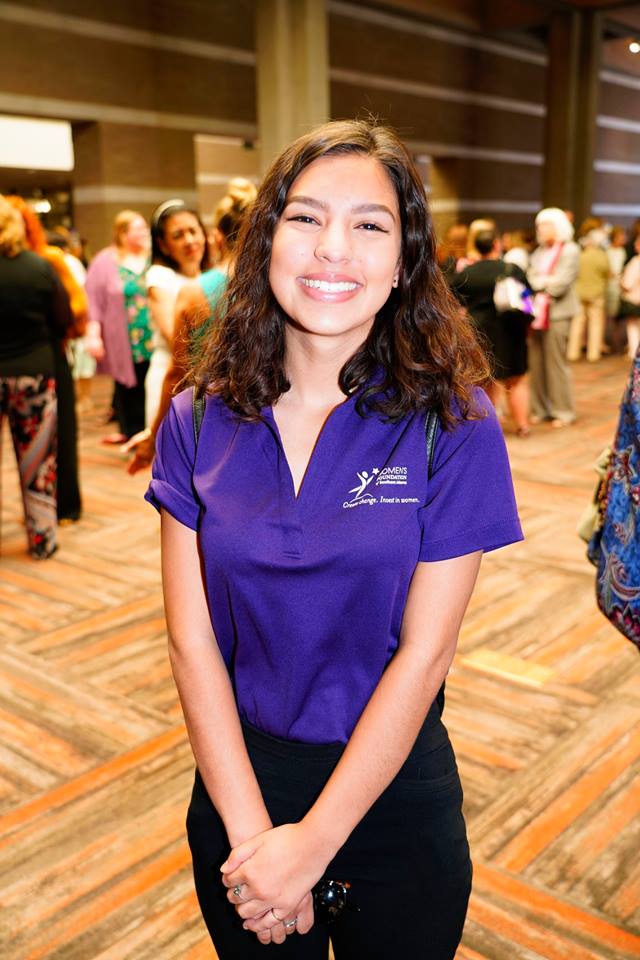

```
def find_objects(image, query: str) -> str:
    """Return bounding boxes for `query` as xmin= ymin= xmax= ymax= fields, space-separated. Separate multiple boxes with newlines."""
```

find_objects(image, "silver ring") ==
xmin=233 ymin=884 xmax=247 ymax=901
xmin=283 ymin=918 xmax=297 ymax=929
xmin=270 ymin=907 xmax=283 ymax=922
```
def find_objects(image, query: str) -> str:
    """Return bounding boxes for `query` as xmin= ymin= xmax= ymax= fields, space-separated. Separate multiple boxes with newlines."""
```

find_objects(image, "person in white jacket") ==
xmin=527 ymin=208 xmax=579 ymax=427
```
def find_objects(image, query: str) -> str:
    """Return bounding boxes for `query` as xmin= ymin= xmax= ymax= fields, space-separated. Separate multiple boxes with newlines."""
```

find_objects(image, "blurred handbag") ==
xmin=530 ymin=292 xmax=551 ymax=331
xmin=494 ymin=266 xmax=534 ymax=317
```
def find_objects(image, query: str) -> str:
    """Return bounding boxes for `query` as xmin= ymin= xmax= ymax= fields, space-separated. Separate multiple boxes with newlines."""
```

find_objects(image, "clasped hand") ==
xmin=221 ymin=822 xmax=328 ymax=945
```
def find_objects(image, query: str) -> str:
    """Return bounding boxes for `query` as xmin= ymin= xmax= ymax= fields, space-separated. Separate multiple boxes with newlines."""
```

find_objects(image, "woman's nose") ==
xmin=315 ymin=223 xmax=351 ymax=263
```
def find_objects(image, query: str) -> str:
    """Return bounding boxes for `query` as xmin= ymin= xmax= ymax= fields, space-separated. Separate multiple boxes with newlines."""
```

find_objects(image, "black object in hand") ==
xmin=312 ymin=880 xmax=360 ymax=924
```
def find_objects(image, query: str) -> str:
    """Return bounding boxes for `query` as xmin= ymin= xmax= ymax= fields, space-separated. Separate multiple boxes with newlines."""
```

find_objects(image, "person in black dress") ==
xmin=452 ymin=229 xmax=531 ymax=436
xmin=0 ymin=197 xmax=73 ymax=557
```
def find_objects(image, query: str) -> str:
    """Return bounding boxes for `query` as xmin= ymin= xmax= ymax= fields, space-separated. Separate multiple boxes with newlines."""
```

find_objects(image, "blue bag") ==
xmin=588 ymin=354 xmax=640 ymax=651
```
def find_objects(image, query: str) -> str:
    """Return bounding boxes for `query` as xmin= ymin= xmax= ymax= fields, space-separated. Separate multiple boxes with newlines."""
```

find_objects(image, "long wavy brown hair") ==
xmin=191 ymin=119 xmax=489 ymax=429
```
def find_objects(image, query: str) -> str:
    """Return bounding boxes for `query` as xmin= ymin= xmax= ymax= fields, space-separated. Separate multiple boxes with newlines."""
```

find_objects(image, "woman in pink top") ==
xmin=85 ymin=211 xmax=151 ymax=439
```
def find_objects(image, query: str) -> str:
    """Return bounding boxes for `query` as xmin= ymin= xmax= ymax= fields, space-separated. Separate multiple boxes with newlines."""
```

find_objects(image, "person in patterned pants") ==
xmin=1 ymin=195 xmax=72 ymax=560
xmin=0 ymin=376 xmax=57 ymax=558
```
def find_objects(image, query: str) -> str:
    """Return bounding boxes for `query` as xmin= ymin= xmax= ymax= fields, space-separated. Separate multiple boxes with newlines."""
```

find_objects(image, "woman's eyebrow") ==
xmin=285 ymin=195 xmax=328 ymax=211
xmin=351 ymin=203 xmax=396 ymax=221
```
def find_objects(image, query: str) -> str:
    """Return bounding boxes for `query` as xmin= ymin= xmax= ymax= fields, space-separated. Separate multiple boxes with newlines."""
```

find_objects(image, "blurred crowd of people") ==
xmin=439 ymin=210 xmax=640 ymax=436
xmin=2 ymin=177 xmax=639 ymax=560
xmin=0 ymin=179 xmax=256 ymax=558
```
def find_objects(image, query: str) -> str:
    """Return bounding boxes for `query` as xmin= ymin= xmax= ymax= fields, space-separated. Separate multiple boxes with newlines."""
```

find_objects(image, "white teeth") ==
xmin=300 ymin=278 xmax=358 ymax=292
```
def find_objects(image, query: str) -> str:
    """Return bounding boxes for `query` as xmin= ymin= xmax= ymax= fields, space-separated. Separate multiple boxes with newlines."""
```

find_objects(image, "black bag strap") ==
xmin=192 ymin=389 xmax=206 ymax=447
xmin=425 ymin=409 xmax=439 ymax=480
xmin=194 ymin=390 xmax=439 ymax=477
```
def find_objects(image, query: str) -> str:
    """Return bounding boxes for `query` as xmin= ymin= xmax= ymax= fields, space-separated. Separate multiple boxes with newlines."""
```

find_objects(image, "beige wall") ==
xmin=195 ymin=136 xmax=260 ymax=225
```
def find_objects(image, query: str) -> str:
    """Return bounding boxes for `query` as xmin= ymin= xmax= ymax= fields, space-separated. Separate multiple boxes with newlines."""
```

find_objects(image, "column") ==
xmin=573 ymin=10 xmax=602 ymax=225
xmin=256 ymin=0 xmax=330 ymax=172
xmin=543 ymin=10 xmax=602 ymax=225
xmin=72 ymin=122 xmax=197 ymax=252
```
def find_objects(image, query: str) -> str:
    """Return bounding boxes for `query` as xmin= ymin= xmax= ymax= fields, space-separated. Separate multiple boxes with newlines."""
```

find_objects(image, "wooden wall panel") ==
xmin=330 ymin=80 xmax=474 ymax=143
xmin=0 ymin=23 xmax=157 ymax=110
xmin=329 ymin=11 xmax=545 ymax=107
xmin=596 ymin=126 xmax=640 ymax=165
xmin=2 ymin=0 xmax=639 ymax=236
xmin=471 ymin=109 xmax=544 ymax=154
xmin=0 ymin=22 xmax=255 ymax=124
xmin=474 ymin=48 xmax=545 ymax=103
xmin=13 ymin=0 xmax=256 ymax=48
xmin=154 ymin=56 xmax=255 ymax=124
xmin=74 ymin=125 xmax=195 ymax=189
xmin=593 ymin=172 xmax=640 ymax=208
xmin=451 ymin=158 xmax=541 ymax=202
xmin=329 ymin=12 xmax=475 ymax=87
xmin=599 ymin=82 xmax=640 ymax=124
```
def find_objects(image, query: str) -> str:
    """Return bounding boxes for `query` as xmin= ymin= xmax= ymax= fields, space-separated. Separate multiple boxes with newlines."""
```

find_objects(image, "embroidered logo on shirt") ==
xmin=344 ymin=466 xmax=419 ymax=509
xmin=348 ymin=467 xmax=380 ymax=501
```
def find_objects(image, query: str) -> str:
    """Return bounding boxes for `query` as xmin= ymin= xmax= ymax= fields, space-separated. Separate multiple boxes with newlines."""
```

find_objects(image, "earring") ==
xmin=392 ymin=277 xmax=399 ymax=288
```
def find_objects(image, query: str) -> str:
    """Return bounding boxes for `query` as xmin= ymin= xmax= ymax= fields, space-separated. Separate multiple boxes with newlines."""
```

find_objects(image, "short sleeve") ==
xmin=146 ymin=264 xmax=179 ymax=293
xmin=419 ymin=391 xmax=523 ymax=561
xmin=145 ymin=390 xmax=200 ymax=530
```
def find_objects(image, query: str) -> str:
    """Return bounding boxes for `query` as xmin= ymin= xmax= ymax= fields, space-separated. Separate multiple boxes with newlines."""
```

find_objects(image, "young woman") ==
xmin=123 ymin=178 xmax=256 ymax=474
xmin=146 ymin=120 xmax=523 ymax=959
xmin=144 ymin=200 xmax=209 ymax=427
xmin=85 ymin=210 xmax=151 ymax=441
xmin=7 ymin=195 xmax=87 ymax=522
xmin=452 ymin=228 xmax=531 ymax=436
xmin=0 ymin=197 xmax=73 ymax=558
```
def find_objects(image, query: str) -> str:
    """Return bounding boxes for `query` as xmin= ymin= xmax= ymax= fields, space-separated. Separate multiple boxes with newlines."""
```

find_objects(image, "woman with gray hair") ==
xmin=527 ymin=207 xmax=580 ymax=427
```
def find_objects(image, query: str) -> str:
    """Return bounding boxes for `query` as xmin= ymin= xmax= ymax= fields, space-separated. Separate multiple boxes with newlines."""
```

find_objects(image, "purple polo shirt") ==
xmin=146 ymin=386 xmax=522 ymax=744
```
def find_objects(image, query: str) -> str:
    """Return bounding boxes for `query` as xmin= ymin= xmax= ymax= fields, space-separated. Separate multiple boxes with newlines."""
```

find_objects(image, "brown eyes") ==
xmin=286 ymin=215 xmax=388 ymax=233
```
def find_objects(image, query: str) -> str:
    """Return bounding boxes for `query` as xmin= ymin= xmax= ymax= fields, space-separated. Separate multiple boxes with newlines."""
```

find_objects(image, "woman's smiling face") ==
xmin=269 ymin=154 xmax=402 ymax=344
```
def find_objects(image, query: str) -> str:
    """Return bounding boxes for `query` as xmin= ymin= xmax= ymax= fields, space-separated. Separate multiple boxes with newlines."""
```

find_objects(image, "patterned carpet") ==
xmin=0 ymin=358 xmax=638 ymax=959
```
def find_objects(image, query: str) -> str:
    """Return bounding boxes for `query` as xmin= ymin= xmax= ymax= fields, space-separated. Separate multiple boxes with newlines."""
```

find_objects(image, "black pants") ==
xmin=114 ymin=360 xmax=149 ymax=439
xmin=54 ymin=347 xmax=81 ymax=522
xmin=186 ymin=702 xmax=471 ymax=959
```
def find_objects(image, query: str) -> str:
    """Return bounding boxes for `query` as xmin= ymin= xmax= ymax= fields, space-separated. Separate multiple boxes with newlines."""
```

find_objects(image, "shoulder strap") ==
xmin=192 ymin=393 xmax=439 ymax=473
xmin=547 ymin=242 xmax=564 ymax=275
xmin=192 ymin=389 xmax=206 ymax=448
xmin=424 ymin=409 xmax=439 ymax=480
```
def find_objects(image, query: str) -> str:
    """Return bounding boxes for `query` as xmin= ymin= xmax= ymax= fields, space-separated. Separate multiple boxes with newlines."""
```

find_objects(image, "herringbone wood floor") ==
xmin=0 ymin=360 xmax=639 ymax=959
